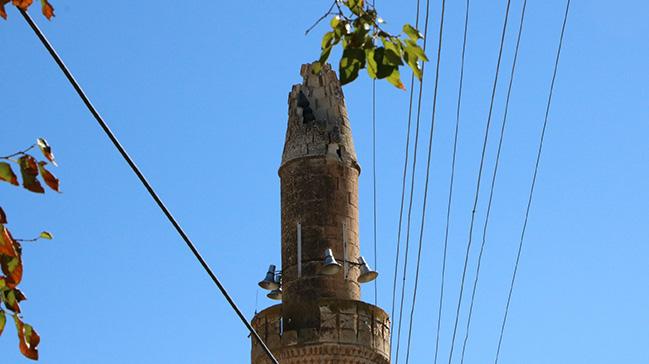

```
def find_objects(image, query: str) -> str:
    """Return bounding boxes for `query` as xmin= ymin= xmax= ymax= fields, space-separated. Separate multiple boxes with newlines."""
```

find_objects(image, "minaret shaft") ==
xmin=251 ymin=64 xmax=390 ymax=364
xmin=280 ymin=63 xmax=361 ymax=329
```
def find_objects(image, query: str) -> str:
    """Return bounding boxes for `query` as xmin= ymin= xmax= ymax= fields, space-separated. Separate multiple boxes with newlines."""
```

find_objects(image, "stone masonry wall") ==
xmin=251 ymin=300 xmax=390 ymax=364
xmin=250 ymin=63 xmax=390 ymax=363
xmin=279 ymin=63 xmax=363 ymax=331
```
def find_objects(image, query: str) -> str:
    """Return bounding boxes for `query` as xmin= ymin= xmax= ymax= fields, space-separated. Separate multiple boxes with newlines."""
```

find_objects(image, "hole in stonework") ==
xmin=298 ymin=90 xmax=315 ymax=123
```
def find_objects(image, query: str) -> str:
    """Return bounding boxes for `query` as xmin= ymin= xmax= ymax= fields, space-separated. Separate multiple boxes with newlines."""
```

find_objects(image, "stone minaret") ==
xmin=251 ymin=63 xmax=391 ymax=364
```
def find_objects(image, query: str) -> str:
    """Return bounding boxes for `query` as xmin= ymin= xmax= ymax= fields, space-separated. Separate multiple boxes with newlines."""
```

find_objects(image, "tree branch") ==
xmin=1 ymin=144 xmax=36 ymax=160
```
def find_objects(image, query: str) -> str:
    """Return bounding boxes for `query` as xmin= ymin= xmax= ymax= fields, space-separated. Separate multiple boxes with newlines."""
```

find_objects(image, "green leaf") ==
xmin=339 ymin=47 xmax=366 ymax=85
xmin=1 ymin=254 xmax=23 ymax=290
xmin=349 ymin=25 xmax=370 ymax=48
xmin=321 ymin=31 xmax=335 ymax=50
xmin=365 ymin=48 xmax=377 ymax=79
xmin=331 ymin=15 xmax=351 ymax=37
xmin=39 ymin=231 xmax=53 ymax=240
xmin=0 ymin=162 xmax=18 ymax=186
xmin=1 ymin=289 xmax=25 ymax=313
xmin=384 ymin=48 xmax=403 ymax=67
xmin=367 ymin=47 xmax=399 ymax=80
xmin=387 ymin=68 xmax=406 ymax=90
xmin=319 ymin=45 xmax=333 ymax=67
xmin=382 ymin=38 xmax=404 ymax=66
xmin=6 ymin=257 xmax=20 ymax=274
xmin=403 ymin=23 xmax=423 ymax=41
xmin=0 ymin=310 xmax=5 ymax=336
xmin=405 ymin=39 xmax=429 ymax=61
xmin=330 ymin=15 xmax=341 ymax=29
xmin=4 ymin=290 xmax=17 ymax=312
xmin=410 ymin=61 xmax=424 ymax=80
xmin=312 ymin=61 xmax=323 ymax=75
xmin=346 ymin=0 xmax=364 ymax=15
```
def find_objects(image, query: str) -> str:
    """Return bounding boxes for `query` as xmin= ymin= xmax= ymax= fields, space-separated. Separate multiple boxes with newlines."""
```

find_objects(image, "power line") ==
xmin=390 ymin=0 xmax=425 ymax=362
xmin=390 ymin=71 xmax=416 ymax=357
xmin=395 ymin=0 xmax=436 ymax=361
xmin=372 ymin=77 xmax=378 ymax=307
xmin=404 ymin=0 xmax=447 ymax=363
xmin=447 ymin=0 xmax=513 ymax=363
xmin=494 ymin=2 xmax=571 ymax=363
xmin=434 ymin=0 xmax=471 ymax=363
xmin=459 ymin=1 xmax=528 ymax=363
xmin=18 ymin=9 xmax=279 ymax=364
xmin=371 ymin=0 xmax=379 ymax=309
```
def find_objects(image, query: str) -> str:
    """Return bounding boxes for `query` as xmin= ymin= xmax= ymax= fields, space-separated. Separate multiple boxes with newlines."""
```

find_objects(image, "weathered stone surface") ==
xmin=251 ymin=300 xmax=390 ymax=364
xmin=251 ymin=64 xmax=390 ymax=363
xmin=280 ymin=65 xmax=363 ymax=328
xmin=281 ymin=63 xmax=358 ymax=168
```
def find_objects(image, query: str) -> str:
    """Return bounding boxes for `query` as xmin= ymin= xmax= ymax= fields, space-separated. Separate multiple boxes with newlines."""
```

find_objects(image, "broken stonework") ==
xmin=282 ymin=63 xmax=359 ymax=172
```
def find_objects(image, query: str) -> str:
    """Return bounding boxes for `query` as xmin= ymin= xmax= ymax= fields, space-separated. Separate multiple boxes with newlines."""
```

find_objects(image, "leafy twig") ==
xmin=1 ymin=144 xmax=36 ymax=161
xmin=310 ymin=0 xmax=427 ymax=89
xmin=15 ymin=232 xmax=53 ymax=243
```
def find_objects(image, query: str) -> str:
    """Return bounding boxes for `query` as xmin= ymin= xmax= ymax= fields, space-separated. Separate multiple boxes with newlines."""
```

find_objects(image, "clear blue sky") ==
xmin=1 ymin=1 xmax=647 ymax=363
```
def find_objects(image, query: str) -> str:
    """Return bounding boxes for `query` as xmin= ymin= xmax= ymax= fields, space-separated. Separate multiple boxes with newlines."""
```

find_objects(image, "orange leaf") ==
xmin=1 ymin=255 xmax=23 ymax=289
xmin=13 ymin=288 xmax=27 ymax=303
xmin=14 ymin=315 xmax=40 ymax=360
xmin=0 ymin=226 xmax=22 ymax=288
xmin=18 ymin=156 xmax=44 ymax=194
xmin=38 ymin=161 xmax=60 ymax=192
xmin=0 ymin=0 xmax=9 ymax=20
xmin=0 ymin=225 xmax=18 ymax=257
xmin=0 ymin=207 xmax=6 ymax=224
xmin=40 ymin=0 xmax=53 ymax=19
xmin=12 ymin=0 xmax=33 ymax=11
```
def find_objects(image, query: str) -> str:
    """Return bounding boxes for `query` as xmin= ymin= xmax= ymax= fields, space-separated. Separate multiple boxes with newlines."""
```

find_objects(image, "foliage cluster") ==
xmin=0 ymin=0 xmax=54 ymax=21
xmin=0 ymin=138 xmax=59 ymax=360
xmin=312 ymin=0 xmax=428 ymax=89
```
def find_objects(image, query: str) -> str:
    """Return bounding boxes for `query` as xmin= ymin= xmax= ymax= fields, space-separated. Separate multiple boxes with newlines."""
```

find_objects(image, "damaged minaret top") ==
xmin=281 ymin=63 xmax=359 ymax=172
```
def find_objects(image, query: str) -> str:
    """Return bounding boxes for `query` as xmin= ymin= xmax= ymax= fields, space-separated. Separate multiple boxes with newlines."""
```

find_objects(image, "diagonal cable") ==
xmin=494 ymin=1 xmax=571 ymax=362
xmin=447 ymin=0 xmax=513 ymax=363
xmin=18 ymin=9 xmax=279 ymax=364
xmin=459 ymin=1 xmax=528 ymax=362
xmin=404 ymin=0 xmax=447 ymax=363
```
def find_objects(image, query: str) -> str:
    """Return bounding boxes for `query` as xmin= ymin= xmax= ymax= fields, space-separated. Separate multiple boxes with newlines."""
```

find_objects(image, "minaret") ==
xmin=251 ymin=63 xmax=391 ymax=364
